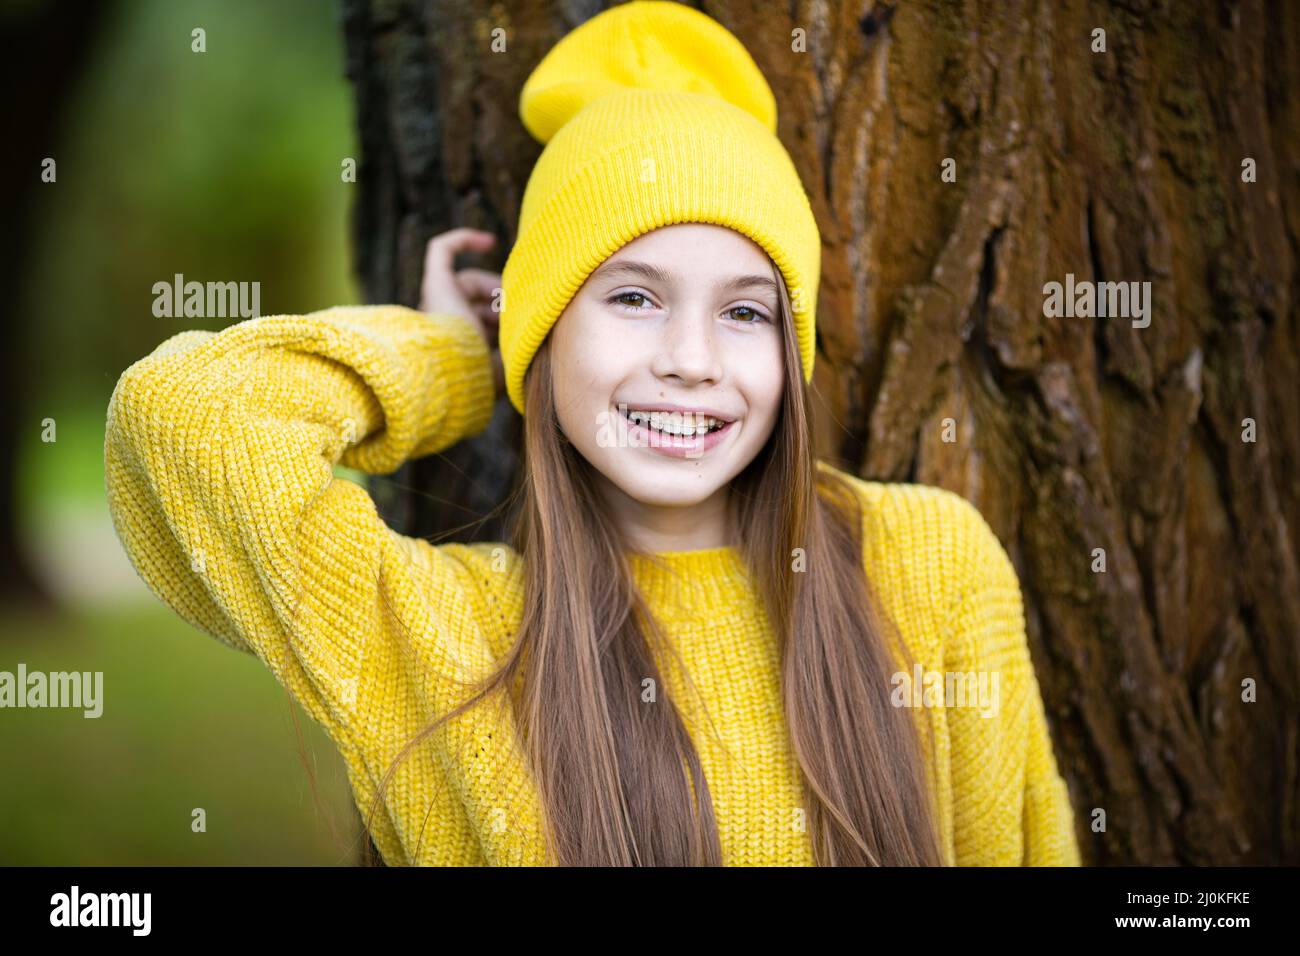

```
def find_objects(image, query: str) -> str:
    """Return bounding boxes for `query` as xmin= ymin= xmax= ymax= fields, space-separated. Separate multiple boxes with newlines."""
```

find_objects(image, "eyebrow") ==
xmin=591 ymin=260 xmax=780 ymax=299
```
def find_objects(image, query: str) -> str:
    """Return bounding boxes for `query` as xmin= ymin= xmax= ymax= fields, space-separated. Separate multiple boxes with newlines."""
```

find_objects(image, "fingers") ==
xmin=455 ymin=268 xmax=504 ymax=323
xmin=455 ymin=267 xmax=502 ymax=299
xmin=424 ymin=228 xmax=496 ymax=267
xmin=423 ymin=229 xmax=496 ymax=291
xmin=420 ymin=228 xmax=497 ymax=317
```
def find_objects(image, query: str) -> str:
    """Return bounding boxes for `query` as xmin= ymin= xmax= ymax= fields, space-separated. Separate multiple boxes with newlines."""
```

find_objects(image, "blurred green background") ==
xmin=3 ymin=0 xmax=367 ymax=864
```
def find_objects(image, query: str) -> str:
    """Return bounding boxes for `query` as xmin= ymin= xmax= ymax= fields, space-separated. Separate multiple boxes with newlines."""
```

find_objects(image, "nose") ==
xmin=649 ymin=306 xmax=723 ymax=386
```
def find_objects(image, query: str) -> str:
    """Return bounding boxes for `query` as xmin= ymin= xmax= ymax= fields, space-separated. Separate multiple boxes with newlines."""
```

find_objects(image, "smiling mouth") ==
xmin=617 ymin=406 xmax=730 ymax=437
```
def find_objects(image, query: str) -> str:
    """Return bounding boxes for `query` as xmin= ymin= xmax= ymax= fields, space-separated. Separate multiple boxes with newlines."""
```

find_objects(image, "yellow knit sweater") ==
xmin=104 ymin=304 xmax=1081 ymax=867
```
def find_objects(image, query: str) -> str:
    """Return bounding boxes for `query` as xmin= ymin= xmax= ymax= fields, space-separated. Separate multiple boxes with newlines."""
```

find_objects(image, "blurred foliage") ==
xmin=7 ymin=0 xmax=368 ymax=864
xmin=21 ymin=0 xmax=359 ymax=416
xmin=0 ymin=602 xmax=356 ymax=865
xmin=20 ymin=406 xmax=106 ymax=518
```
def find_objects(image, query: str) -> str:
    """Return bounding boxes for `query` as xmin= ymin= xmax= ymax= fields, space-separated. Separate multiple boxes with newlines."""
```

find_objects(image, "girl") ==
xmin=105 ymin=0 xmax=1080 ymax=867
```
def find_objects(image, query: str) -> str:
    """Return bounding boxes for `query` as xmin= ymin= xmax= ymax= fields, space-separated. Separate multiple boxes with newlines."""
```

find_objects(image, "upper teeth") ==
xmin=625 ymin=409 xmax=726 ymax=436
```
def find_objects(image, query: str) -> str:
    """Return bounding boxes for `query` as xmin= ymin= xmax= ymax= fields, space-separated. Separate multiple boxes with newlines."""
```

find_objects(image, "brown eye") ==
xmin=728 ymin=305 xmax=768 ymax=324
xmin=609 ymin=292 xmax=653 ymax=310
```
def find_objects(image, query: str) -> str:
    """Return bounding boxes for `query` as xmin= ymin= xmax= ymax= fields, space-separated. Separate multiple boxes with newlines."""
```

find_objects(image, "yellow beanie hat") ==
xmin=499 ymin=0 xmax=821 ymax=416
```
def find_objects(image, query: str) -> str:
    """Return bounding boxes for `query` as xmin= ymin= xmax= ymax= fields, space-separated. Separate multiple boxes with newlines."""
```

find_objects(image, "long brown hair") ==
xmin=364 ymin=256 xmax=944 ymax=865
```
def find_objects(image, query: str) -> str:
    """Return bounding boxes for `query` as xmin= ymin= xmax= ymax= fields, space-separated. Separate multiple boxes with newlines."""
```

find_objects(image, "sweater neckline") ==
xmin=625 ymin=545 xmax=753 ymax=611
xmin=644 ymin=543 xmax=740 ymax=558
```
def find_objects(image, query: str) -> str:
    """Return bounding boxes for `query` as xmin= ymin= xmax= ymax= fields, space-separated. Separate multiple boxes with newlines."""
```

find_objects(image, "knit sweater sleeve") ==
xmin=940 ymin=493 xmax=1082 ymax=867
xmin=104 ymin=305 xmax=514 ymax=863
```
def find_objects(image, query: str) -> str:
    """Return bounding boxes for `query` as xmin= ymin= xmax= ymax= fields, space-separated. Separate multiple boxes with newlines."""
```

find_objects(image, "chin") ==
xmin=601 ymin=461 xmax=726 ymax=508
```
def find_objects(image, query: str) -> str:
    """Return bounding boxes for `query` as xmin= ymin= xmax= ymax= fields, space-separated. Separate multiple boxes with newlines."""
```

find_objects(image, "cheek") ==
xmin=548 ymin=310 xmax=623 ymax=436
xmin=558 ymin=308 xmax=636 ymax=383
xmin=748 ymin=388 xmax=782 ymax=432
xmin=737 ymin=337 xmax=785 ymax=426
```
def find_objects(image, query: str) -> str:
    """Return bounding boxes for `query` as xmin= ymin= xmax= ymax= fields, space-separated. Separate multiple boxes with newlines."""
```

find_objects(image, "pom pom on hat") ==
xmin=519 ymin=0 xmax=777 ymax=144
xmin=499 ymin=0 xmax=821 ymax=416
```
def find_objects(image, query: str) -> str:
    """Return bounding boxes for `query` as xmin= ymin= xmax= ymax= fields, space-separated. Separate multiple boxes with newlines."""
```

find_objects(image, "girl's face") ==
xmin=548 ymin=223 xmax=785 ymax=520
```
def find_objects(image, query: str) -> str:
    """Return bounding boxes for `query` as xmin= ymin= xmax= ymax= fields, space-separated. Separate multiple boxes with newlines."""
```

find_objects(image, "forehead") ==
xmin=612 ymin=222 xmax=768 ymax=261
xmin=592 ymin=225 xmax=778 ymax=295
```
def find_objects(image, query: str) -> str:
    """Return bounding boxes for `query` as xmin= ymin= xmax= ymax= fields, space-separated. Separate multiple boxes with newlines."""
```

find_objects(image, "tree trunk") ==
xmin=341 ymin=0 xmax=1300 ymax=866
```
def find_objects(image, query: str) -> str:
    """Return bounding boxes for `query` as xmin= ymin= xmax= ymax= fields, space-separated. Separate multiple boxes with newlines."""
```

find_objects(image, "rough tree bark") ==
xmin=341 ymin=0 xmax=1300 ymax=865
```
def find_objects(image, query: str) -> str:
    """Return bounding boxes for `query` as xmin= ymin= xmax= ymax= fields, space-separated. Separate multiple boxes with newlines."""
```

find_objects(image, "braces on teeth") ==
xmin=624 ymin=409 xmax=726 ymax=437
